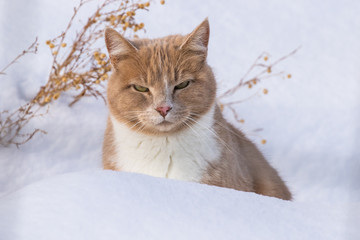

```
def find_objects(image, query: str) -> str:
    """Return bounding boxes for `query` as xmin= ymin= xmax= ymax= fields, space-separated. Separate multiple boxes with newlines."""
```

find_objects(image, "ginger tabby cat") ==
xmin=102 ymin=19 xmax=292 ymax=200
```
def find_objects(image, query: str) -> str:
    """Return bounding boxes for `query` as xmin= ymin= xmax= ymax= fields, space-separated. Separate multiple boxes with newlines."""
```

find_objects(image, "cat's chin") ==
xmin=154 ymin=120 xmax=179 ymax=133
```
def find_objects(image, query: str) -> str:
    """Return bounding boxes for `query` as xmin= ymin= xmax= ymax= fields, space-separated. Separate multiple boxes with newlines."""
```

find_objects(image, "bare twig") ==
xmin=218 ymin=46 xmax=301 ymax=100
xmin=0 ymin=38 xmax=38 ymax=75
xmin=218 ymin=47 xmax=300 ymax=143
xmin=0 ymin=0 xmax=156 ymax=147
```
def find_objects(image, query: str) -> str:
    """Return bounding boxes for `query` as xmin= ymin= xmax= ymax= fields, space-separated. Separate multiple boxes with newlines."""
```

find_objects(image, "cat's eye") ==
xmin=175 ymin=80 xmax=190 ymax=90
xmin=133 ymin=84 xmax=149 ymax=92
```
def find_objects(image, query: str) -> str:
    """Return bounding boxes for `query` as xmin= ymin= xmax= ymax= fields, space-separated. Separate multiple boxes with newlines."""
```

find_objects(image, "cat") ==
xmin=102 ymin=19 xmax=292 ymax=200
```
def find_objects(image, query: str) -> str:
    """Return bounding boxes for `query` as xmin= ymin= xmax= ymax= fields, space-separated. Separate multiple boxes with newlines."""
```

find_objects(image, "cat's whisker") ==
xmin=190 ymin=111 xmax=249 ymax=142
xmin=186 ymin=116 xmax=238 ymax=156
xmin=182 ymin=118 xmax=201 ymax=137
xmin=181 ymin=119 xmax=220 ymax=171
xmin=121 ymin=116 xmax=140 ymax=126
xmin=122 ymin=110 xmax=149 ymax=114
xmin=184 ymin=117 xmax=239 ymax=171
xmin=182 ymin=119 xmax=218 ymax=155
xmin=128 ymin=121 xmax=143 ymax=131
xmin=123 ymin=120 xmax=147 ymax=140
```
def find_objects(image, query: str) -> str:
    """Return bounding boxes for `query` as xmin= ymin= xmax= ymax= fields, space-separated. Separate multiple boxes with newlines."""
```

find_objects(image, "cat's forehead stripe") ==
xmin=140 ymin=43 xmax=175 ymax=85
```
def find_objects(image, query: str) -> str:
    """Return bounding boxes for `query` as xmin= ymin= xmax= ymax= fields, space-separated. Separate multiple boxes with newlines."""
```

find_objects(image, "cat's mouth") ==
xmin=156 ymin=120 xmax=174 ymax=127
xmin=158 ymin=120 xmax=172 ymax=125
xmin=154 ymin=119 xmax=178 ymax=132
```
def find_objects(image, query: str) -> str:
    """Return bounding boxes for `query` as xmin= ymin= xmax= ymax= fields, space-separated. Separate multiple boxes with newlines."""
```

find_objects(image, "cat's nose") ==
xmin=155 ymin=105 xmax=172 ymax=117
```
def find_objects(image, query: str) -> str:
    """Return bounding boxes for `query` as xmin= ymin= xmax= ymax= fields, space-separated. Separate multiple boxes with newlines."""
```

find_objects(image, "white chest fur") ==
xmin=110 ymin=106 xmax=221 ymax=182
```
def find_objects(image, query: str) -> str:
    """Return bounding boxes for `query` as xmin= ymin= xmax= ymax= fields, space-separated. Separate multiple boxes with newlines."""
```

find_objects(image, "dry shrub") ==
xmin=0 ymin=0 xmax=298 ymax=147
xmin=0 ymin=0 xmax=158 ymax=147
xmin=36 ymin=0 xmax=152 ymax=106
xmin=217 ymin=47 xmax=300 ymax=144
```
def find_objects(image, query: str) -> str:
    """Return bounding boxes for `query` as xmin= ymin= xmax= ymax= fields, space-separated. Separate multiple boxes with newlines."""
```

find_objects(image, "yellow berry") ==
xmin=139 ymin=22 xmax=144 ymax=28
xmin=261 ymin=139 xmax=267 ymax=144
xmin=100 ymin=53 xmax=106 ymax=59
xmin=126 ymin=11 xmax=132 ymax=16
xmin=264 ymin=56 xmax=268 ymax=61
xmin=252 ymin=79 xmax=257 ymax=85
xmin=49 ymin=43 xmax=55 ymax=49
xmin=53 ymin=93 xmax=60 ymax=100
xmin=287 ymin=74 xmax=292 ymax=78
xmin=267 ymin=67 xmax=271 ymax=73
xmin=239 ymin=119 xmax=245 ymax=123
xmin=219 ymin=104 xmax=224 ymax=112
xmin=124 ymin=22 xmax=129 ymax=28
xmin=94 ymin=51 xmax=100 ymax=57
xmin=248 ymin=83 xmax=252 ymax=89
xmin=62 ymin=77 xmax=67 ymax=82
xmin=101 ymin=61 xmax=106 ymax=65
xmin=53 ymin=51 xmax=58 ymax=55
xmin=145 ymin=2 xmax=150 ymax=7
xmin=46 ymin=40 xmax=51 ymax=45
xmin=263 ymin=88 xmax=268 ymax=94
xmin=95 ymin=80 xmax=100 ymax=84
xmin=160 ymin=0 xmax=165 ymax=4
xmin=138 ymin=3 xmax=144 ymax=8
xmin=61 ymin=43 xmax=67 ymax=48
xmin=75 ymin=85 xmax=81 ymax=90
xmin=44 ymin=96 xmax=51 ymax=103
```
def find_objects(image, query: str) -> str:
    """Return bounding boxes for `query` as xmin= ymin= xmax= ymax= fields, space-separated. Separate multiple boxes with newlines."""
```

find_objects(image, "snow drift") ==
xmin=0 ymin=171 xmax=358 ymax=240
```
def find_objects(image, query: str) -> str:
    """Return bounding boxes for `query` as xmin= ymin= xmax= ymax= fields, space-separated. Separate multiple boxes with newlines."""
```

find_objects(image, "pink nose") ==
xmin=156 ymin=105 xmax=172 ymax=117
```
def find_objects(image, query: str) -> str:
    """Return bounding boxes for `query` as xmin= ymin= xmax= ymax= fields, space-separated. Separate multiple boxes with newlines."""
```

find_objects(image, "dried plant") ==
xmin=35 ymin=0 xmax=153 ymax=106
xmin=0 ymin=38 xmax=45 ymax=147
xmin=0 ymin=0 xmax=158 ymax=147
xmin=0 ymin=104 xmax=48 ymax=148
xmin=0 ymin=38 xmax=39 ymax=75
xmin=0 ymin=0 xmax=297 ymax=147
xmin=218 ymin=47 xmax=301 ymax=144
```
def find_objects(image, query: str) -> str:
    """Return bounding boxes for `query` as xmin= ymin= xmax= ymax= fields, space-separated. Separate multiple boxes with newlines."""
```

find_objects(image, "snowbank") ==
xmin=0 ymin=171 xmax=358 ymax=240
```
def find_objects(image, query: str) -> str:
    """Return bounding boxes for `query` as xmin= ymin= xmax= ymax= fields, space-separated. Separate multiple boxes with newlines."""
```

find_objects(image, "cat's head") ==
xmin=105 ymin=19 xmax=216 ymax=135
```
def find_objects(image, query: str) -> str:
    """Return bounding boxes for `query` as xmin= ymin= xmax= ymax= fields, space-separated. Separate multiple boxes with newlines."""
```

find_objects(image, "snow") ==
xmin=0 ymin=171 xmax=358 ymax=240
xmin=0 ymin=0 xmax=360 ymax=239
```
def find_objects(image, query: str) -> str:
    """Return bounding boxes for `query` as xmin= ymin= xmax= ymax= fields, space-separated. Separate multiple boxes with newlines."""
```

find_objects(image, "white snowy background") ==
xmin=0 ymin=0 xmax=359 ymax=239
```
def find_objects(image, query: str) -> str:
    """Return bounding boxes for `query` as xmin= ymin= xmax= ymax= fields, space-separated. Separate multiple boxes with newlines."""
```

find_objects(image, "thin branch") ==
xmin=0 ymin=38 xmax=38 ymax=75
xmin=218 ymin=46 xmax=301 ymax=100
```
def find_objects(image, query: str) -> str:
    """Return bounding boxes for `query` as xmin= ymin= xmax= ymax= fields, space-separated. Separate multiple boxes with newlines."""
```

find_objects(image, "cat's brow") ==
xmin=178 ymin=73 xmax=194 ymax=82
xmin=128 ymin=77 xmax=147 ymax=85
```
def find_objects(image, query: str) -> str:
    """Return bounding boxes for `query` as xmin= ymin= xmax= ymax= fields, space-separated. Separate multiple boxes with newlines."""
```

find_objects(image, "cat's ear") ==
xmin=180 ymin=18 xmax=210 ymax=53
xmin=104 ymin=27 xmax=138 ymax=66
